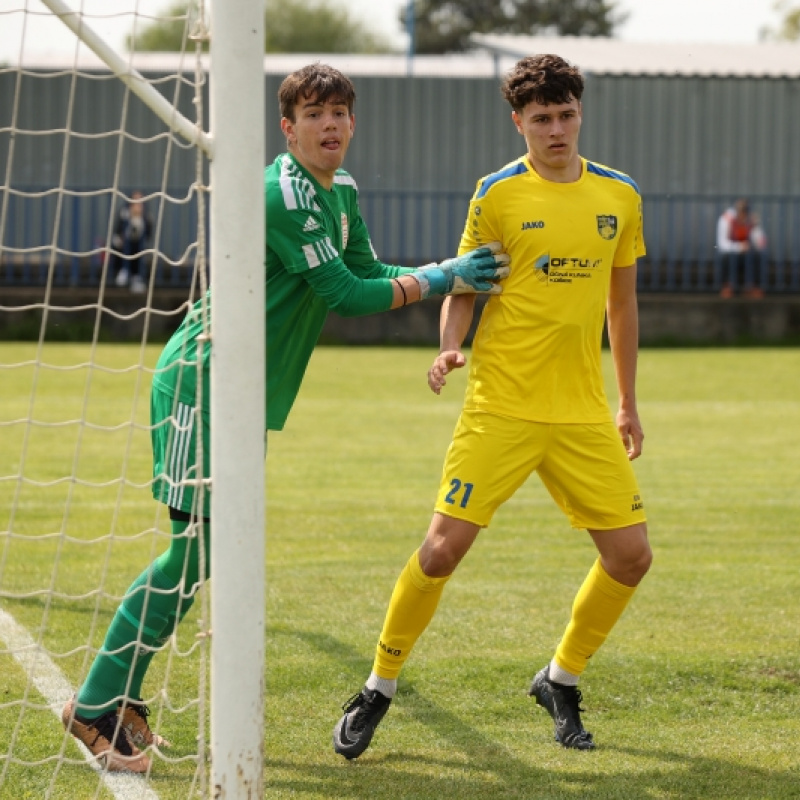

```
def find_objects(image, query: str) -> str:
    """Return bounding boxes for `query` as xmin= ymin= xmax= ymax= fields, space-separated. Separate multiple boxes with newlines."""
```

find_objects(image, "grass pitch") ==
xmin=1 ymin=343 xmax=799 ymax=799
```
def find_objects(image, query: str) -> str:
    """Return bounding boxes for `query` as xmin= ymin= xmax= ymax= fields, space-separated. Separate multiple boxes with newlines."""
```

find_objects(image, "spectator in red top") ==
xmin=716 ymin=198 xmax=767 ymax=298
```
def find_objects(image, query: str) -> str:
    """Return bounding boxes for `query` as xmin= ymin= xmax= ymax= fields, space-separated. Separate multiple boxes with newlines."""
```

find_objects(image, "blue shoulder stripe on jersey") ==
xmin=586 ymin=161 xmax=640 ymax=193
xmin=475 ymin=161 xmax=528 ymax=199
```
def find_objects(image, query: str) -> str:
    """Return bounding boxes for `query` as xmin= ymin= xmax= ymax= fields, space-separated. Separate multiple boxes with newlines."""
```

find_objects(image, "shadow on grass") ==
xmin=264 ymin=752 xmax=800 ymax=800
xmin=266 ymin=626 xmax=800 ymax=800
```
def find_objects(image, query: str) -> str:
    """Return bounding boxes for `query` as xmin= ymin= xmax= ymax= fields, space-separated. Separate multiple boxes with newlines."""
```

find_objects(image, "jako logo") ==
xmin=378 ymin=639 xmax=401 ymax=657
xmin=522 ymin=220 xmax=545 ymax=230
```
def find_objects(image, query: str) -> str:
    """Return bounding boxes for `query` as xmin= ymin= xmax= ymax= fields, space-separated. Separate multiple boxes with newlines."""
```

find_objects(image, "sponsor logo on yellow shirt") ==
xmin=534 ymin=253 xmax=603 ymax=284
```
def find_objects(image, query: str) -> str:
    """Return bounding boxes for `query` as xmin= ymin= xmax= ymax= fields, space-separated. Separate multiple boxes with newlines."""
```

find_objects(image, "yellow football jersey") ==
xmin=458 ymin=155 xmax=646 ymax=423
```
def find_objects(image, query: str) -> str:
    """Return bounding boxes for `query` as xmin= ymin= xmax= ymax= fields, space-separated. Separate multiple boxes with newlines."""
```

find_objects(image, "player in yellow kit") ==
xmin=333 ymin=53 xmax=652 ymax=757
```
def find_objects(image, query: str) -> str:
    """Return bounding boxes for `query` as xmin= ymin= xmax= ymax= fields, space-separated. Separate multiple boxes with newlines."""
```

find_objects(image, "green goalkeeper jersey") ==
xmin=152 ymin=152 xmax=410 ymax=430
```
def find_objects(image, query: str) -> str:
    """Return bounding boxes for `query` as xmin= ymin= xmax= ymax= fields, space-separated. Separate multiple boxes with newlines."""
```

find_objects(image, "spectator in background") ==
xmin=110 ymin=191 xmax=154 ymax=293
xmin=716 ymin=198 xmax=767 ymax=298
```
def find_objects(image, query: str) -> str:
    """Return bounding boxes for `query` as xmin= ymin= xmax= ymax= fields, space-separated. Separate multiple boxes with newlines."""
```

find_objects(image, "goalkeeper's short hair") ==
xmin=278 ymin=63 xmax=356 ymax=121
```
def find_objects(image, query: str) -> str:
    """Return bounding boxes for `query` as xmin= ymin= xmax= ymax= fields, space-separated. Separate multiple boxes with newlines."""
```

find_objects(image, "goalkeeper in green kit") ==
xmin=61 ymin=62 xmax=510 ymax=773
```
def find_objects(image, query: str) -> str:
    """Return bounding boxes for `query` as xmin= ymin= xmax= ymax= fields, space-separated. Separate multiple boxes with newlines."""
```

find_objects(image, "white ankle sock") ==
xmin=365 ymin=672 xmax=397 ymax=698
xmin=548 ymin=659 xmax=579 ymax=687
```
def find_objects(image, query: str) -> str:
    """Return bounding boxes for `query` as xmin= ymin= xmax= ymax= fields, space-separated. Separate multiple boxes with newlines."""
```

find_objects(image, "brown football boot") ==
xmin=62 ymin=696 xmax=151 ymax=773
xmin=118 ymin=700 xmax=171 ymax=749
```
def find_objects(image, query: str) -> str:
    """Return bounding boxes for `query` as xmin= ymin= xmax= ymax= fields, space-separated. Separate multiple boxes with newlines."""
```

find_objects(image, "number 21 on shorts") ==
xmin=444 ymin=478 xmax=474 ymax=509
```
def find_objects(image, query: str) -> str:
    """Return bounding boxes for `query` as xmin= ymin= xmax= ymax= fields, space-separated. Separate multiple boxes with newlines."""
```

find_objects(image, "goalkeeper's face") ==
xmin=281 ymin=96 xmax=355 ymax=190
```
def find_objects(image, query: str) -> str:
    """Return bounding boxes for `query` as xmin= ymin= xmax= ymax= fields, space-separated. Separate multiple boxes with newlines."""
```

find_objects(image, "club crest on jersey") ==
xmin=341 ymin=212 xmax=349 ymax=249
xmin=597 ymin=215 xmax=618 ymax=240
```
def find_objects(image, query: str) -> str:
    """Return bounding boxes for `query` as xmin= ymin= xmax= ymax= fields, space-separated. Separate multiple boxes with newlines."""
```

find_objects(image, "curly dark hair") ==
xmin=501 ymin=54 xmax=584 ymax=111
xmin=278 ymin=63 xmax=356 ymax=121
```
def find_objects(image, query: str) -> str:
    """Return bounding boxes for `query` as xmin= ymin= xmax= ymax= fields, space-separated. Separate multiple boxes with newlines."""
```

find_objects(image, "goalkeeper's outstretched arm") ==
xmin=387 ymin=242 xmax=510 ymax=309
xmin=306 ymin=242 xmax=511 ymax=316
xmin=406 ymin=241 xmax=510 ymax=302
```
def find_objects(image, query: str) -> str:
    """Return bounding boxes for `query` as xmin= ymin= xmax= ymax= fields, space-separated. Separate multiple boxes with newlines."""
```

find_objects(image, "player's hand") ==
xmin=616 ymin=408 xmax=644 ymax=460
xmin=428 ymin=349 xmax=466 ymax=395
xmin=413 ymin=242 xmax=510 ymax=298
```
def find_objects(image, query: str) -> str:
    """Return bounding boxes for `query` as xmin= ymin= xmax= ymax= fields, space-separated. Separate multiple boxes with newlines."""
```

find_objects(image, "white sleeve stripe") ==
xmin=298 ymin=181 xmax=315 ymax=210
xmin=302 ymin=243 xmax=320 ymax=268
xmin=319 ymin=237 xmax=338 ymax=261
xmin=302 ymin=237 xmax=339 ymax=269
xmin=334 ymin=173 xmax=358 ymax=190
xmin=278 ymin=162 xmax=319 ymax=212
xmin=279 ymin=175 xmax=298 ymax=210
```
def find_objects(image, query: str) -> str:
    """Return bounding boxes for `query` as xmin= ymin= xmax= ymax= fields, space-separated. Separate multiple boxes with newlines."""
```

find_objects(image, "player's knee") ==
xmin=595 ymin=522 xmax=652 ymax=585
xmin=621 ymin=531 xmax=652 ymax=583
xmin=418 ymin=515 xmax=480 ymax=577
xmin=418 ymin=531 xmax=474 ymax=577
xmin=418 ymin=539 xmax=460 ymax=577
xmin=630 ymin=541 xmax=653 ymax=580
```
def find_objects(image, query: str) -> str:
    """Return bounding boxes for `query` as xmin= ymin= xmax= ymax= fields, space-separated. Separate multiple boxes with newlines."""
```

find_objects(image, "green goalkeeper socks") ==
xmin=75 ymin=517 xmax=210 ymax=717
xmin=75 ymin=564 xmax=179 ymax=717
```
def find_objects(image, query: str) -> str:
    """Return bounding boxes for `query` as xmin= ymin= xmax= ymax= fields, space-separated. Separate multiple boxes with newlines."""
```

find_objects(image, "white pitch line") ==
xmin=0 ymin=606 xmax=162 ymax=800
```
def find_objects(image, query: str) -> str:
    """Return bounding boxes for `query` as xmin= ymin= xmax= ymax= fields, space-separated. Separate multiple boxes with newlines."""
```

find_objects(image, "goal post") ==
xmin=0 ymin=0 xmax=266 ymax=795
xmin=38 ymin=0 xmax=213 ymax=156
xmin=207 ymin=2 xmax=266 ymax=796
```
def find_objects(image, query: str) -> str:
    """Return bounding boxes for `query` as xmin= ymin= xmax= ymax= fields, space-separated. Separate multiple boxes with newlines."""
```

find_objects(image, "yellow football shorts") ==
xmin=434 ymin=408 xmax=646 ymax=530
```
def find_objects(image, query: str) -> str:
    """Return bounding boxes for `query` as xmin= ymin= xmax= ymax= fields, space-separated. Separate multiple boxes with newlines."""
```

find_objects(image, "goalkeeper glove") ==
xmin=412 ymin=242 xmax=510 ymax=298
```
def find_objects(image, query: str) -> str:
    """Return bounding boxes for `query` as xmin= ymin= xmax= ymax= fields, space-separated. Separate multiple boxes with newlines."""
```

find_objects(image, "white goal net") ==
xmin=0 ymin=2 xmax=265 ymax=796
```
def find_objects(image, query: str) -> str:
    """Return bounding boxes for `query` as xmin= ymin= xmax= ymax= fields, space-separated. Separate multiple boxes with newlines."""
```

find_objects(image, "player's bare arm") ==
xmin=607 ymin=263 xmax=644 ymax=460
xmin=428 ymin=294 xmax=477 ymax=394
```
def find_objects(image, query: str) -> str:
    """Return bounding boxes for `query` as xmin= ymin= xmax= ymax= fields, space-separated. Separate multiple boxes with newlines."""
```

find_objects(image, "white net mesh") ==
xmin=0 ymin=2 xmax=213 ymax=795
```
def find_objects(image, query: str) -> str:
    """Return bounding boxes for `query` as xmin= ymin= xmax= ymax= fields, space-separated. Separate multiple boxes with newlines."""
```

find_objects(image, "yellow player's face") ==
xmin=512 ymin=97 xmax=582 ymax=182
xmin=281 ymin=95 xmax=355 ymax=189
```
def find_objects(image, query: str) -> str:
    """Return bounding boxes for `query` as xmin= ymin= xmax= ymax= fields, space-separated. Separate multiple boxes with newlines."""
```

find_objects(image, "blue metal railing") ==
xmin=637 ymin=194 xmax=800 ymax=293
xmin=0 ymin=188 xmax=203 ymax=289
xmin=2 ymin=188 xmax=798 ymax=292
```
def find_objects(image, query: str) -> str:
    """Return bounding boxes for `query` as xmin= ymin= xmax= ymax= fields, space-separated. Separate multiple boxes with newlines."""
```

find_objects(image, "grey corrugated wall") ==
xmin=2 ymin=69 xmax=798 ymax=279
xmin=267 ymin=73 xmax=800 ymax=196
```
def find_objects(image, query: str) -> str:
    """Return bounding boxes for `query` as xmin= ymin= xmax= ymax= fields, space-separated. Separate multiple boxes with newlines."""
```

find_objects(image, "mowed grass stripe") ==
xmin=1 ymin=343 xmax=798 ymax=799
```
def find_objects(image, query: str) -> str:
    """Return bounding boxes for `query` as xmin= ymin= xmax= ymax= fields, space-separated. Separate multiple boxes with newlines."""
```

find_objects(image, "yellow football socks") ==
xmin=372 ymin=549 xmax=451 ymax=680
xmin=554 ymin=557 xmax=636 ymax=678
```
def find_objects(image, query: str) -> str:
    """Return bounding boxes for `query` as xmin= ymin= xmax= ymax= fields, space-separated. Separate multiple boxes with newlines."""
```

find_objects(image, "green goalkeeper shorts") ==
xmin=151 ymin=384 xmax=211 ymax=518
